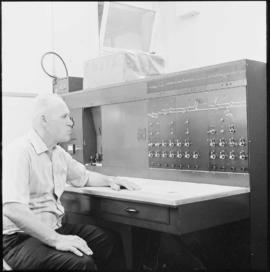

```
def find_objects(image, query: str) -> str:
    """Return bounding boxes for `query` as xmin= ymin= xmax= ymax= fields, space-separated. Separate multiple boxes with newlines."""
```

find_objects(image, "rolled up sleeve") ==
xmin=63 ymin=150 xmax=88 ymax=187
xmin=3 ymin=145 xmax=30 ymax=205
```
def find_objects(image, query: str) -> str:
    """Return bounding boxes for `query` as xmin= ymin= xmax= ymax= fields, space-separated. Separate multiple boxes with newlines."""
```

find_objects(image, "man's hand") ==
xmin=109 ymin=176 xmax=141 ymax=191
xmin=54 ymin=233 xmax=93 ymax=257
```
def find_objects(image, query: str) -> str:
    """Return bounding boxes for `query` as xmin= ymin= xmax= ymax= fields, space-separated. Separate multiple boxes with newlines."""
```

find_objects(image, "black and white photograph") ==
xmin=2 ymin=1 xmax=267 ymax=271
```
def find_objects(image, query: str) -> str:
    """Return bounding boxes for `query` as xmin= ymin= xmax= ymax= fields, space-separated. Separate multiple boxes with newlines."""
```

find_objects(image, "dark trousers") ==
xmin=3 ymin=223 xmax=126 ymax=271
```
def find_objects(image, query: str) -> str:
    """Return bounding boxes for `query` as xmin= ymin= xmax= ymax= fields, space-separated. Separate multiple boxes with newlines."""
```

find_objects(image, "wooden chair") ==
xmin=3 ymin=259 xmax=12 ymax=271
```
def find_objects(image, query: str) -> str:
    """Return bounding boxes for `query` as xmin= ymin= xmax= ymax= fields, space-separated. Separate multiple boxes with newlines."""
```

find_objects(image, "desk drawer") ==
xmin=100 ymin=199 xmax=170 ymax=224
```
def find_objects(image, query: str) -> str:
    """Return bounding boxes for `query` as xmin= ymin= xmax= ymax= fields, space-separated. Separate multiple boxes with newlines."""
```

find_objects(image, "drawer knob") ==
xmin=125 ymin=208 xmax=139 ymax=214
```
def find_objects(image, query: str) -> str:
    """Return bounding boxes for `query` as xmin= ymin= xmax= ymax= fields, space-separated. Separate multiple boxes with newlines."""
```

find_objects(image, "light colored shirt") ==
xmin=3 ymin=129 xmax=89 ymax=235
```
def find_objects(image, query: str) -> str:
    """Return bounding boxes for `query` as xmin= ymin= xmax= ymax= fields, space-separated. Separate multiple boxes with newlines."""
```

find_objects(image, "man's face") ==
xmin=45 ymin=100 xmax=73 ymax=143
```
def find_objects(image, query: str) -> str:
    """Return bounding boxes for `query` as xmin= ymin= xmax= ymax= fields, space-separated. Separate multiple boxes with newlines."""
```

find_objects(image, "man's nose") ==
xmin=68 ymin=117 xmax=75 ymax=128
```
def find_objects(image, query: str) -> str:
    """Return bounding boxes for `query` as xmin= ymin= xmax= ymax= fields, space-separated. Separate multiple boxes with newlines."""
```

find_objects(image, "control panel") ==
xmin=62 ymin=59 xmax=265 ymax=183
xmin=147 ymin=88 xmax=248 ymax=173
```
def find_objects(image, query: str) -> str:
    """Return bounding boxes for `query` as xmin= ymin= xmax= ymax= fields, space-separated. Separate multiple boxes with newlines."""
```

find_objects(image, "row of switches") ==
xmin=209 ymin=138 xmax=246 ymax=147
xmin=210 ymin=150 xmax=247 ymax=160
xmin=149 ymin=151 xmax=200 ymax=159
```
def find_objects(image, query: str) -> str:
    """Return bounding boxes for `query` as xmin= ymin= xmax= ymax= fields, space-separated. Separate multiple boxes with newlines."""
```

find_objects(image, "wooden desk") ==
xmin=61 ymin=178 xmax=250 ymax=269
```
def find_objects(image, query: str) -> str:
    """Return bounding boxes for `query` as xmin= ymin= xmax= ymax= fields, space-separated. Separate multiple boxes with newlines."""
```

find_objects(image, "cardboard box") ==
xmin=53 ymin=77 xmax=83 ymax=94
xmin=83 ymin=51 xmax=165 ymax=90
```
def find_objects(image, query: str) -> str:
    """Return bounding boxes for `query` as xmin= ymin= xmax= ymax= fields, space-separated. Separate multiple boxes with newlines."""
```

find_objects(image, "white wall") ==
xmin=2 ymin=2 xmax=99 ymax=146
xmin=2 ymin=2 xmax=52 ymax=93
xmin=152 ymin=1 xmax=266 ymax=72
xmin=2 ymin=2 xmax=99 ymax=93
xmin=50 ymin=2 xmax=99 ymax=77
xmin=2 ymin=96 xmax=37 ymax=146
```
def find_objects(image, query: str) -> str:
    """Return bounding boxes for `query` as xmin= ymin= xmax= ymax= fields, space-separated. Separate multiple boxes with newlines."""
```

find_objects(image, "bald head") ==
xmin=31 ymin=93 xmax=67 ymax=127
xmin=31 ymin=93 xmax=73 ymax=145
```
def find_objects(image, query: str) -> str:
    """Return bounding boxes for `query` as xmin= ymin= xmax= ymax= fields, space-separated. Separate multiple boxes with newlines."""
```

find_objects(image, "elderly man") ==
xmin=3 ymin=93 xmax=140 ymax=270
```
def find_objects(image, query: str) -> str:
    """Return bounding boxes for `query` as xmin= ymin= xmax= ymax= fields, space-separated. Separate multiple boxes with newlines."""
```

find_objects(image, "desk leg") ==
xmin=118 ymin=225 xmax=133 ymax=270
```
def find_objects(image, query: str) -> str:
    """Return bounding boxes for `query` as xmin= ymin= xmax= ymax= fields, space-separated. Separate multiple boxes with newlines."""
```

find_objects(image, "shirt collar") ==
xmin=28 ymin=129 xmax=56 ymax=155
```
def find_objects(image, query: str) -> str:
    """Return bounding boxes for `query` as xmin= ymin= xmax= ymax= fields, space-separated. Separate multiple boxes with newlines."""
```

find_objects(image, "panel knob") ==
xmin=162 ymin=151 xmax=168 ymax=158
xmin=219 ymin=151 xmax=226 ymax=160
xmin=168 ymin=140 xmax=175 ymax=147
xmin=229 ymin=138 xmax=237 ymax=147
xmin=229 ymin=151 xmax=236 ymax=160
xmin=219 ymin=138 xmax=226 ymax=147
xmin=176 ymin=151 xmax=183 ymax=159
xmin=208 ymin=128 xmax=216 ymax=135
xmin=239 ymin=151 xmax=248 ymax=160
xmin=176 ymin=139 xmax=182 ymax=147
xmin=229 ymin=125 xmax=236 ymax=134
xmin=210 ymin=151 xmax=217 ymax=160
xmin=209 ymin=139 xmax=216 ymax=147
xmin=239 ymin=138 xmax=246 ymax=147
xmin=184 ymin=139 xmax=191 ymax=147
xmin=161 ymin=140 xmax=168 ymax=147
xmin=184 ymin=151 xmax=191 ymax=159
xmin=193 ymin=152 xmax=199 ymax=159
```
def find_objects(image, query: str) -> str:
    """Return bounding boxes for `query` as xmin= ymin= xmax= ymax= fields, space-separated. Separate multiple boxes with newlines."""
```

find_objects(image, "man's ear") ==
xmin=41 ymin=114 xmax=47 ymax=123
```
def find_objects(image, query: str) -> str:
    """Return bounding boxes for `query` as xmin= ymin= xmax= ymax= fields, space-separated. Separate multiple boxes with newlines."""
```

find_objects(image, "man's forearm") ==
xmin=84 ymin=172 xmax=140 ymax=191
xmin=3 ymin=202 xmax=59 ymax=247
xmin=85 ymin=171 xmax=114 ymax=187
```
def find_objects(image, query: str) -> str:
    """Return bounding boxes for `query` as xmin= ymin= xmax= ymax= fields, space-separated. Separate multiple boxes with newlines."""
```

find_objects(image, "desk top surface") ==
xmin=64 ymin=177 xmax=250 ymax=207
